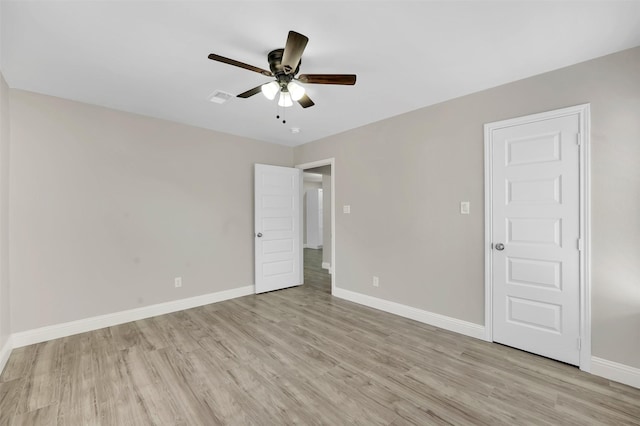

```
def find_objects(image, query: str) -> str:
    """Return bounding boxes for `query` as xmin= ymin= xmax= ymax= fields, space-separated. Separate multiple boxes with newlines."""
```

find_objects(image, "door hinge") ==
xmin=577 ymin=238 xmax=584 ymax=251
xmin=577 ymin=337 xmax=582 ymax=350
xmin=576 ymin=133 xmax=582 ymax=146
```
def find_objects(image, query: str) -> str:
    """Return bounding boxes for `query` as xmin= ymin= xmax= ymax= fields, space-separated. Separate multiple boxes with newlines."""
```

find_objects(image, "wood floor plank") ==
xmin=143 ymin=347 xmax=224 ymax=425
xmin=184 ymin=349 xmax=272 ymax=425
xmin=0 ymin=345 xmax=37 ymax=383
xmin=0 ymin=248 xmax=638 ymax=425
xmin=14 ymin=339 xmax=64 ymax=416
xmin=55 ymin=350 xmax=100 ymax=426
xmin=0 ymin=378 xmax=23 ymax=425
xmin=11 ymin=404 xmax=59 ymax=426
xmin=92 ymin=347 xmax=153 ymax=425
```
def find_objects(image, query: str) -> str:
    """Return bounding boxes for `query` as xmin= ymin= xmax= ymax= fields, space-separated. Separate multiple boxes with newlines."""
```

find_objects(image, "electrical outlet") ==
xmin=372 ymin=276 xmax=379 ymax=287
xmin=460 ymin=201 xmax=470 ymax=215
xmin=343 ymin=205 xmax=351 ymax=214
xmin=174 ymin=277 xmax=182 ymax=288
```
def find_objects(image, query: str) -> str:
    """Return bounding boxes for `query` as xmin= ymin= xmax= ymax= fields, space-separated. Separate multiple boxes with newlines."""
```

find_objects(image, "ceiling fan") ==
xmin=208 ymin=31 xmax=356 ymax=111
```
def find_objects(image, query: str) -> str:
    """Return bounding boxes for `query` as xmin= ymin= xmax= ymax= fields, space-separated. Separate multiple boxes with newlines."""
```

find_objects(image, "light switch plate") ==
xmin=460 ymin=201 xmax=470 ymax=215
xmin=343 ymin=205 xmax=351 ymax=214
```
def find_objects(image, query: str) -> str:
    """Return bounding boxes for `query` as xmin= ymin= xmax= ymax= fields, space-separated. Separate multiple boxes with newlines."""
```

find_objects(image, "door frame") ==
xmin=483 ymin=104 xmax=592 ymax=371
xmin=296 ymin=158 xmax=336 ymax=295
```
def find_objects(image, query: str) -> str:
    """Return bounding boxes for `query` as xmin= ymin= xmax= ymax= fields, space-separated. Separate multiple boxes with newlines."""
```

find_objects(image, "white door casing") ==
xmin=484 ymin=105 xmax=591 ymax=369
xmin=254 ymin=164 xmax=303 ymax=294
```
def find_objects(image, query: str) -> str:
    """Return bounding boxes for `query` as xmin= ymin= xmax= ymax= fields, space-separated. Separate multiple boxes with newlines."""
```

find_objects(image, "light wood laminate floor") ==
xmin=304 ymin=248 xmax=331 ymax=294
xmin=1 ymin=250 xmax=639 ymax=425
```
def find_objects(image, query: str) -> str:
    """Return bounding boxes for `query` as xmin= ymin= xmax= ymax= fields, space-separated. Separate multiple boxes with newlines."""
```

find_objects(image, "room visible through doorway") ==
xmin=298 ymin=159 xmax=335 ymax=294
xmin=303 ymin=247 xmax=330 ymax=294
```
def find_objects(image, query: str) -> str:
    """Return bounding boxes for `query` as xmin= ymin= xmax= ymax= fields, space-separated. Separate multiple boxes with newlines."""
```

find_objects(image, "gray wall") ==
xmin=294 ymin=46 xmax=640 ymax=369
xmin=9 ymin=90 xmax=293 ymax=332
xmin=322 ymin=174 xmax=331 ymax=267
xmin=0 ymin=72 xmax=9 ymax=349
xmin=302 ymin=178 xmax=322 ymax=245
xmin=303 ymin=182 xmax=322 ymax=192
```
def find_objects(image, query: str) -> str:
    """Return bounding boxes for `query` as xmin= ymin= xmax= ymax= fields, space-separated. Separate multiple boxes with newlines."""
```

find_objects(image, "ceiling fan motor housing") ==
xmin=268 ymin=49 xmax=300 ymax=83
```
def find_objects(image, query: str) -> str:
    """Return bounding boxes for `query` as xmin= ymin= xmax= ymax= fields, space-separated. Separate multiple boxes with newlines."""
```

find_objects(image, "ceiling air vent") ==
xmin=208 ymin=90 xmax=234 ymax=104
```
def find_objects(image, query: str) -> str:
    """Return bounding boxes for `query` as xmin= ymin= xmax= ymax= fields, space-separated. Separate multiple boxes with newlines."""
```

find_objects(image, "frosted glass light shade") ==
xmin=261 ymin=81 xmax=279 ymax=100
xmin=287 ymin=81 xmax=305 ymax=101
xmin=278 ymin=91 xmax=293 ymax=107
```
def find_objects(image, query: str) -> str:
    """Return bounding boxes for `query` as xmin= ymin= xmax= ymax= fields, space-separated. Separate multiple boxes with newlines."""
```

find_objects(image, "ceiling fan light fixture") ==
xmin=261 ymin=81 xmax=279 ymax=100
xmin=287 ymin=81 xmax=305 ymax=101
xmin=278 ymin=91 xmax=293 ymax=108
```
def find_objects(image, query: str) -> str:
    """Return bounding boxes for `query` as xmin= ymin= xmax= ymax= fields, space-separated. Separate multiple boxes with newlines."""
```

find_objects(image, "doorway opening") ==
xmin=297 ymin=159 xmax=335 ymax=295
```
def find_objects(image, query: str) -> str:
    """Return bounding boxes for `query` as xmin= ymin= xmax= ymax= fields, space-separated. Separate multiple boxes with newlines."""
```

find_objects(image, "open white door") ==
xmin=254 ymin=164 xmax=303 ymax=294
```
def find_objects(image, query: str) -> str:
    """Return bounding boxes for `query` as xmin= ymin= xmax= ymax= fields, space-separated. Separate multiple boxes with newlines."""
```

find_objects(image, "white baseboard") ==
xmin=0 ymin=335 xmax=12 ymax=374
xmin=591 ymin=357 xmax=640 ymax=389
xmin=322 ymin=262 xmax=331 ymax=273
xmin=12 ymin=285 xmax=254 ymax=348
xmin=333 ymin=287 xmax=485 ymax=340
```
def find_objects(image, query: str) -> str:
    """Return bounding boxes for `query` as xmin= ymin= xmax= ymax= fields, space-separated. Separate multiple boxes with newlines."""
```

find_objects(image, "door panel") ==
xmin=507 ymin=257 xmax=562 ymax=289
xmin=255 ymin=164 xmax=302 ymax=294
xmin=491 ymin=113 xmax=581 ymax=365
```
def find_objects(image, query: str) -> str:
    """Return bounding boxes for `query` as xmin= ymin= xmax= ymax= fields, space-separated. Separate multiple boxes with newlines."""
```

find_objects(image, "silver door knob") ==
xmin=256 ymin=233 xmax=263 ymax=238
xmin=495 ymin=243 xmax=505 ymax=251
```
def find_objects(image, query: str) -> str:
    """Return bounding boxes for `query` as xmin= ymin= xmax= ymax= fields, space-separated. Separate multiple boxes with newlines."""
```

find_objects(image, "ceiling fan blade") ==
xmin=208 ymin=53 xmax=273 ymax=77
xmin=281 ymin=31 xmax=308 ymax=74
xmin=237 ymin=85 xmax=264 ymax=98
xmin=297 ymin=94 xmax=315 ymax=108
xmin=298 ymin=74 xmax=356 ymax=85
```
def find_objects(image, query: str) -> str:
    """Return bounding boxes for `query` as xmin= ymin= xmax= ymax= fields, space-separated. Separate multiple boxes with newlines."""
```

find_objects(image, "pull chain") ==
xmin=275 ymin=99 xmax=287 ymax=124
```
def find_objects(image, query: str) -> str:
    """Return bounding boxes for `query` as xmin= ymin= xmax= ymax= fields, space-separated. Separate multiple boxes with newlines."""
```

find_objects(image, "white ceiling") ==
xmin=3 ymin=1 xmax=640 ymax=147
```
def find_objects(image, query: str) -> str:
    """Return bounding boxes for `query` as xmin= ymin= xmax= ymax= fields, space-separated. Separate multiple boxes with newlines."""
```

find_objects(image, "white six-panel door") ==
xmin=254 ymin=164 xmax=303 ymax=294
xmin=488 ymin=112 xmax=583 ymax=365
